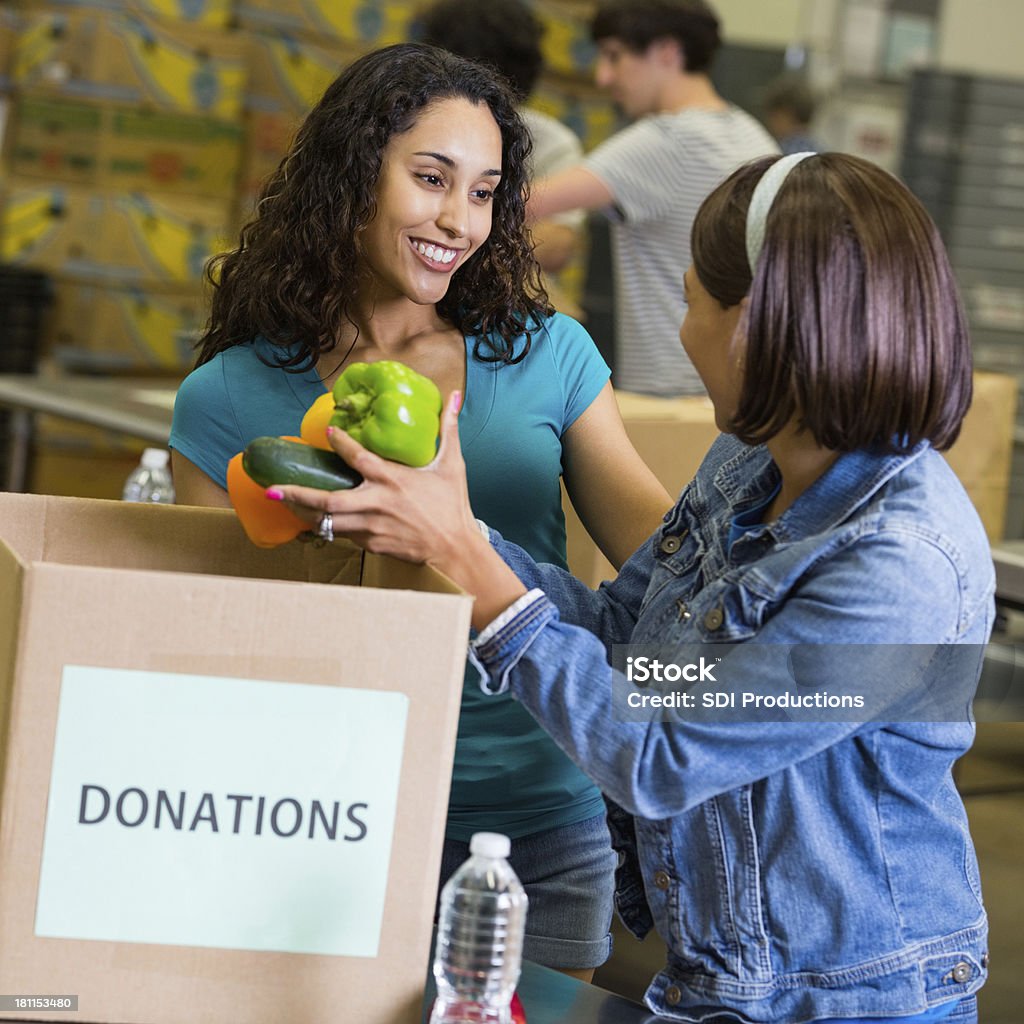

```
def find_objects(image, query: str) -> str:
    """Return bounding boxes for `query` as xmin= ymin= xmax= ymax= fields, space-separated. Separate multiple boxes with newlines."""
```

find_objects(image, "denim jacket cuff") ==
xmin=470 ymin=590 xmax=557 ymax=696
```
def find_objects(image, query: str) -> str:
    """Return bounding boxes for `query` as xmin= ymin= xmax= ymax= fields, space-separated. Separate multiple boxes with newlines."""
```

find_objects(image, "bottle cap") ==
xmin=469 ymin=832 xmax=511 ymax=859
xmin=141 ymin=447 xmax=170 ymax=469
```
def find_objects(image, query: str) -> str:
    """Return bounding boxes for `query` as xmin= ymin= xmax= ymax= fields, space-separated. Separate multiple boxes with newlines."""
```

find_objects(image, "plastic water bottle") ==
xmin=122 ymin=447 xmax=176 ymax=503
xmin=430 ymin=832 xmax=528 ymax=1024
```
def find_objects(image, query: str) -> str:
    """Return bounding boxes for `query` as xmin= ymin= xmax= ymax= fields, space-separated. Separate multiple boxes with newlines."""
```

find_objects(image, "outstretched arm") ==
xmin=267 ymin=392 xmax=527 ymax=631
xmin=266 ymin=389 xmax=649 ymax=647
xmin=562 ymin=382 xmax=672 ymax=570
xmin=528 ymin=166 xmax=614 ymax=222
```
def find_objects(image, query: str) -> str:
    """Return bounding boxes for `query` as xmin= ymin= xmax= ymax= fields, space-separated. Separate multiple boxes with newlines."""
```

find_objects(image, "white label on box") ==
xmin=35 ymin=666 xmax=408 ymax=957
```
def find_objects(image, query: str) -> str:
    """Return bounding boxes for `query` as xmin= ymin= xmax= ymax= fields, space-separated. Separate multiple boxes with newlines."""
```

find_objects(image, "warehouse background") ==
xmin=1 ymin=0 xmax=1021 ymax=536
xmin=0 ymin=3 xmax=1022 ymax=1017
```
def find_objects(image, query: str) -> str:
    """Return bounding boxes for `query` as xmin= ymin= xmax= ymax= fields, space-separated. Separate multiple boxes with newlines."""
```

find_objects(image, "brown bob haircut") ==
xmin=691 ymin=152 xmax=972 ymax=452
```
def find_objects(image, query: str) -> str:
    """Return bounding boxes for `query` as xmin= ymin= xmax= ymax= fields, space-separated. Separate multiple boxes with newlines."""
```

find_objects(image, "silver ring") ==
xmin=316 ymin=512 xmax=334 ymax=544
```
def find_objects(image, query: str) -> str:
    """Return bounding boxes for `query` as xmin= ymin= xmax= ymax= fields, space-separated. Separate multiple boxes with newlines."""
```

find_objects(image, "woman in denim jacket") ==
xmin=273 ymin=152 xmax=995 ymax=1023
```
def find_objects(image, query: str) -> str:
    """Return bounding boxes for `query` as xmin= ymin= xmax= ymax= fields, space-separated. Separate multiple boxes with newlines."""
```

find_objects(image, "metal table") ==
xmin=993 ymin=541 xmax=1024 ymax=611
xmin=0 ymin=373 xmax=177 ymax=491
xmin=971 ymin=541 xmax=1024 ymax=793
xmin=0 ymin=956 xmax=652 ymax=1024
xmin=423 ymin=959 xmax=654 ymax=1023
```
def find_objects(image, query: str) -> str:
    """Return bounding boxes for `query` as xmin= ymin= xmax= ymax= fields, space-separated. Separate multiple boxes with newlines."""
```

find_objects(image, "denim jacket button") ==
xmin=653 ymin=870 xmax=671 ymax=890
xmin=981 ymin=952 xmax=990 ymax=970
xmin=951 ymin=962 xmax=972 ymax=983
xmin=665 ymin=985 xmax=682 ymax=1005
xmin=660 ymin=535 xmax=682 ymax=554
xmin=704 ymin=606 xmax=725 ymax=630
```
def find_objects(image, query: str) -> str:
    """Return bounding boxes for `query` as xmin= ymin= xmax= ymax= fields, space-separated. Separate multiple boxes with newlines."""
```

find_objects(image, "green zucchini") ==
xmin=242 ymin=436 xmax=363 ymax=491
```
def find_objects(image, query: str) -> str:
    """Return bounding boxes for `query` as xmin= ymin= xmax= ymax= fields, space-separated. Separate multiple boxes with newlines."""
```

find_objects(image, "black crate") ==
xmin=0 ymin=267 xmax=53 ymax=488
xmin=0 ymin=266 xmax=52 ymax=375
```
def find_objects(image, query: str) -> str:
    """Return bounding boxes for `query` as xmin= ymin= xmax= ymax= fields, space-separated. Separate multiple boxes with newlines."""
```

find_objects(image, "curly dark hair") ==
xmin=197 ymin=43 xmax=551 ymax=370
xmin=417 ymin=0 xmax=545 ymax=101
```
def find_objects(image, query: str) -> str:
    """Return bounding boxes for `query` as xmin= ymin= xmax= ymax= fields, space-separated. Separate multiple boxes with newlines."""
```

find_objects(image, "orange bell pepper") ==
xmin=226 ymin=450 xmax=308 ymax=548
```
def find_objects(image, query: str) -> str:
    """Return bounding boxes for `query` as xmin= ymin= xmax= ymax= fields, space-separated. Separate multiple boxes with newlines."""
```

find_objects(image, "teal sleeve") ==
xmin=169 ymin=357 xmax=245 ymax=490
xmin=545 ymin=313 xmax=611 ymax=434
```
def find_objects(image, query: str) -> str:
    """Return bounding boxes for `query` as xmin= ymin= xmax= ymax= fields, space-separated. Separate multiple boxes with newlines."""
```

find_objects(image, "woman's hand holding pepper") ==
xmin=267 ymin=391 xmax=527 ymax=631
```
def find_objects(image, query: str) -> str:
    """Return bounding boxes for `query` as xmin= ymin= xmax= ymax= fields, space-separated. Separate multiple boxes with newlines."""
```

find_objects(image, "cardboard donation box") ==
xmin=564 ymin=390 xmax=720 ymax=587
xmin=943 ymin=370 xmax=1018 ymax=541
xmin=0 ymin=495 xmax=472 ymax=1024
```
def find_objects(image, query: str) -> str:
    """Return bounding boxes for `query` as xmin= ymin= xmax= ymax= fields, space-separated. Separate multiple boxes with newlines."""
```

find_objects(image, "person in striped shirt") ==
xmin=529 ymin=0 xmax=778 ymax=397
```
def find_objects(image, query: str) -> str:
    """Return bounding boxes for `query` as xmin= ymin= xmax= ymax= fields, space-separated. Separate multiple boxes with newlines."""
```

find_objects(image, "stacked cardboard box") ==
xmin=234 ymin=0 xmax=416 ymax=44
xmin=0 ymin=9 xmax=17 ymax=206
xmin=13 ymin=0 xmax=235 ymax=28
xmin=238 ymin=30 xmax=361 ymax=221
xmin=0 ymin=7 xmax=14 ymax=90
xmin=232 ymin=0 xmax=415 ymax=224
xmin=0 ymin=2 xmax=248 ymax=492
xmin=529 ymin=0 xmax=618 ymax=310
xmin=536 ymin=0 xmax=598 ymax=80
xmin=1 ymin=4 xmax=243 ymax=373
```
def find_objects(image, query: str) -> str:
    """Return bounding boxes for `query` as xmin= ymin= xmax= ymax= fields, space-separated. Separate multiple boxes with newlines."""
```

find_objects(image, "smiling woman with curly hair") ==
xmin=199 ymin=42 xmax=548 ymax=368
xmin=169 ymin=42 xmax=672 ymax=981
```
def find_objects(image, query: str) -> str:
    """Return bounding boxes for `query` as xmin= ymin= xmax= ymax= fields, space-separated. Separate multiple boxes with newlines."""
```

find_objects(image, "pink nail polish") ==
xmin=325 ymin=426 xmax=335 ymax=437
xmin=265 ymin=488 xmax=284 ymax=501
xmin=450 ymin=390 xmax=463 ymax=414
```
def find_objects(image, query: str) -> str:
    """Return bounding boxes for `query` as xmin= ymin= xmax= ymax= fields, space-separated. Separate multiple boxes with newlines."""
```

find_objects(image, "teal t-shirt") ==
xmin=170 ymin=313 xmax=610 ymax=840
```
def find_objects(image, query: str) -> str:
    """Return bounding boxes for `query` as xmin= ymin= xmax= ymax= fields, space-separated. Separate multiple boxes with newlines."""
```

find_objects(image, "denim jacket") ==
xmin=472 ymin=435 xmax=994 ymax=1023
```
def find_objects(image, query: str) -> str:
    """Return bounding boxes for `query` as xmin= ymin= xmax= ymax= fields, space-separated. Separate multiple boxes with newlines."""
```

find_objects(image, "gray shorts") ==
xmin=438 ymin=812 xmax=616 ymax=971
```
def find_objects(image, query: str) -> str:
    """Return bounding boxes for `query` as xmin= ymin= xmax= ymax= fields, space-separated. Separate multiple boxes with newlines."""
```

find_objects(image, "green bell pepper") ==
xmin=329 ymin=360 xmax=442 ymax=467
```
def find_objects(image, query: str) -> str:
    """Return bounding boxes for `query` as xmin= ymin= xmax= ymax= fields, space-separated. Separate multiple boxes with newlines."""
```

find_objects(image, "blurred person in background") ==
xmin=527 ymin=0 xmax=778 ymax=398
xmin=418 ymin=0 xmax=586 ymax=283
xmin=762 ymin=73 xmax=820 ymax=154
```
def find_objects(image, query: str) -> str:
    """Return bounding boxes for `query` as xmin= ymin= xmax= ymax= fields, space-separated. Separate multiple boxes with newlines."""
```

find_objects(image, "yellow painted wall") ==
xmin=936 ymin=0 xmax=1024 ymax=79
xmin=713 ymin=0 xmax=805 ymax=48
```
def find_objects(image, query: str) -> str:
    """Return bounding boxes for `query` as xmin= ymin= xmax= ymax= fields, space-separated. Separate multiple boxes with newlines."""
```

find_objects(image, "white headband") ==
xmin=745 ymin=151 xmax=816 ymax=272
